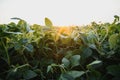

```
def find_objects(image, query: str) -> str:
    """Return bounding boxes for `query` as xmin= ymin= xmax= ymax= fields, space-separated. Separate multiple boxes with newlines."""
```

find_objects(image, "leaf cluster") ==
xmin=0 ymin=16 xmax=120 ymax=80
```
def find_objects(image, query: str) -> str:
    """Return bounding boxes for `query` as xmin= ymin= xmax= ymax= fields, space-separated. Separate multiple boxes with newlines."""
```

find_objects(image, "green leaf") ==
xmin=67 ymin=71 xmax=85 ymax=79
xmin=5 ymin=31 xmax=22 ymax=34
xmin=107 ymin=65 xmax=120 ymax=77
xmin=87 ymin=60 xmax=102 ymax=69
xmin=88 ymin=60 xmax=102 ymax=66
xmin=70 ymin=55 xmax=80 ymax=68
xmin=8 ymin=22 xmax=17 ymax=27
xmin=20 ymin=38 xmax=28 ymax=44
xmin=14 ymin=44 xmax=22 ymax=50
xmin=79 ymin=33 xmax=88 ymax=45
xmin=23 ymin=70 xmax=37 ymax=80
xmin=17 ymin=20 xmax=27 ymax=32
xmin=62 ymin=58 xmax=70 ymax=68
xmin=26 ymin=24 xmax=34 ymax=33
xmin=64 ymin=51 xmax=73 ymax=59
xmin=114 ymin=15 xmax=119 ymax=20
xmin=59 ymin=71 xmax=85 ymax=80
xmin=47 ymin=65 xmax=52 ymax=73
xmin=87 ymin=32 xmax=97 ymax=43
xmin=81 ymin=47 xmax=92 ymax=58
xmin=114 ymin=15 xmax=119 ymax=23
xmin=25 ymin=44 xmax=34 ymax=52
xmin=17 ymin=19 xmax=33 ymax=33
xmin=59 ymin=73 xmax=74 ymax=80
xmin=109 ymin=34 xmax=118 ymax=49
xmin=11 ymin=17 xmax=22 ymax=20
xmin=89 ymin=44 xmax=96 ymax=49
xmin=89 ymin=69 xmax=101 ymax=80
xmin=45 ymin=17 xmax=53 ymax=27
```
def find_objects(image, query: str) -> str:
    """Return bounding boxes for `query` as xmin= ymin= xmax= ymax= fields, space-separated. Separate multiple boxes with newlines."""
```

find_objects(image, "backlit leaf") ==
xmin=45 ymin=17 xmax=53 ymax=27
xmin=109 ymin=34 xmax=118 ymax=49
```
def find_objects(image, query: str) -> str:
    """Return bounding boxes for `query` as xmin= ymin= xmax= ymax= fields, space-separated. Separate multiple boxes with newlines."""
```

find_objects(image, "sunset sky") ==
xmin=0 ymin=0 xmax=120 ymax=26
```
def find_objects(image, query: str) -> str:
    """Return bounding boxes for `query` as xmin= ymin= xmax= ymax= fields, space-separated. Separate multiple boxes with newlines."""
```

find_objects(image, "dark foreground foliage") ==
xmin=0 ymin=16 xmax=120 ymax=80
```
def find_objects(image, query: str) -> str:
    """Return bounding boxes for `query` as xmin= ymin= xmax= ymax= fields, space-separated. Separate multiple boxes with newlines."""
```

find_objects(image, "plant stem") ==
xmin=80 ymin=64 xmax=89 ymax=80
xmin=100 ymin=28 xmax=108 ymax=44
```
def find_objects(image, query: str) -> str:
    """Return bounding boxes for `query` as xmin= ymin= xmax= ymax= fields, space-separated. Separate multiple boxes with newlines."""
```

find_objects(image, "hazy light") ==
xmin=0 ymin=0 xmax=120 ymax=26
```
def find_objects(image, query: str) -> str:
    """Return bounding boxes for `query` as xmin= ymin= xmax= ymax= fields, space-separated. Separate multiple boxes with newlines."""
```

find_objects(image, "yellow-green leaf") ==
xmin=45 ymin=17 xmax=53 ymax=27
xmin=109 ymin=34 xmax=118 ymax=49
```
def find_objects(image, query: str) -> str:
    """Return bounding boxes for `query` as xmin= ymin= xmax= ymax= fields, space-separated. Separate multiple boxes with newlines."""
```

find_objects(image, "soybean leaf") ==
xmin=14 ymin=43 xmax=22 ymax=50
xmin=17 ymin=19 xmax=33 ymax=33
xmin=109 ymin=34 xmax=118 ymax=49
xmin=87 ymin=60 xmax=102 ymax=69
xmin=67 ymin=71 xmax=85 ymax=79
xmin=89 ymin=44 xmax=96 ymax=49
xmin=47 ymin=65 xmax=52 ymax=73
xmin=26 ymin=24 xmax=34 ymax=33
xmin=59 ymin=73 xmax=74 ymax=80
xmin=20 ymin=38 xmax=28 ymax=44
xmin=23 ymin=70 xmax=37 ymax=80
xmin=70 ymin=55 xmax=80 ymax=68
xmin=4 ymin=31 xmax=22 ymax=34
xmin=89 ymin=69 xmax=101 ymax=80
xmin=81 ymin=47 xmax=92 ymax=59
xmin=45 ymin=17 xmax=53 ymax=27
xmin=114 ymin=15 xmax=119 ymax=21
xmin=17 ymin=20 xmax=27 ymax=32
xmin=113 ymin=15 xmax=119 ymax=23
xmin=87 ymin=32 xmax=97 ymax=43
xmin=62 ymin=57 xmax=70 ymax=68
xmin=25 ymin=44 xmax=34 ymax=52
xmin=11 ymin=17 xmax=22 ymax=20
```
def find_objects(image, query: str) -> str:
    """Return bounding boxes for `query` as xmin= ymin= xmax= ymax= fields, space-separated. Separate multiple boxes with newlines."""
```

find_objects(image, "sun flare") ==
xmin=58 ymin=27 xmax=72 ymax=35
xmin=55 ymin=26 xmax=73 ymax=41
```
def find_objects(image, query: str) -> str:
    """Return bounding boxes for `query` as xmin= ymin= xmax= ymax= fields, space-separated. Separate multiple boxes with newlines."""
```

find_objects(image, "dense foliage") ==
xmin=0 ymin=16 xmax=120 ymax=80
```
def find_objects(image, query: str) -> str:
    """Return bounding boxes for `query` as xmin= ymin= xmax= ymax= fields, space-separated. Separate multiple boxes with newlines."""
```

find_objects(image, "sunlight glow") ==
xmin=58 ymin=27 xmax=72 ymax=35
xmin=55 ymin=27 xmax=73 ymax=41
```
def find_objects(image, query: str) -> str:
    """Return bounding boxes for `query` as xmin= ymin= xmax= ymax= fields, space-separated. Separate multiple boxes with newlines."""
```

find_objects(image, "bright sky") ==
xmin=0 ymin=0 xmax=120 ymax=26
